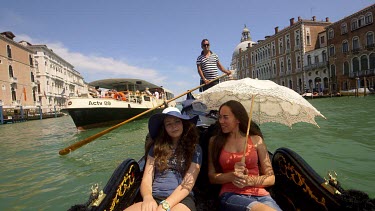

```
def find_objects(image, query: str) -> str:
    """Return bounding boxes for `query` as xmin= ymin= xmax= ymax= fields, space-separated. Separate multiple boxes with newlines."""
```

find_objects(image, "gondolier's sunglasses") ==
xmin=202 ymin=44 xmax=210 ymax=47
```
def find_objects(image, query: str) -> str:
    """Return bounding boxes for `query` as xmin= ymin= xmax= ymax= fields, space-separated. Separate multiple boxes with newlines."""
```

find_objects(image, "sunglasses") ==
xmin=202 ymin=44 xmax=210 ymax=47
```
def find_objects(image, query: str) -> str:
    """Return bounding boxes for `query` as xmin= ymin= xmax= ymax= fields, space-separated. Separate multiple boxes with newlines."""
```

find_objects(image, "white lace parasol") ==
xmin=195 ymin=78 xmax=326 ymax=128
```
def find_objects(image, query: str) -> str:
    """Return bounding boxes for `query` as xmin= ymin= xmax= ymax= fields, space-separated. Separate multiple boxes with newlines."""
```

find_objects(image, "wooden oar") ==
xmin=241 ymin=95 xmax=256 ymax=163
xmin=59 ymin=74 xmax=229 ymax=155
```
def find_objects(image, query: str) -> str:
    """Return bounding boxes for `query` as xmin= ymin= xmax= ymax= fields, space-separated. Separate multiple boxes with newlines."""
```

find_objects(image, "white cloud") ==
xmin=12 ymin=33 xmax=195 ymax=96
xmin=15 ymin=34 xmax=161 ymax=81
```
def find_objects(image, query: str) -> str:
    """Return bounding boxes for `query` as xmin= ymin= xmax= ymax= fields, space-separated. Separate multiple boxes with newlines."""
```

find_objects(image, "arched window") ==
xmin=328 ymin=28 xmax=334 ymax=39
xmin=361 ymin=55 xmax=368 ymax=71
xmin=7 ymin=45 xmax=12 ymax=58
xmin=33 ymin=88 xmax=37 ymax=102
xmin=353 ymin=57 xmax=360 ymax=73
xmin=29 ymin=55 xmax=33 ymax=66
xmin=343 ymin=62 xmax=350 ymax=76
xmin=296 ymin=34 xmax=300 ymax=46
xmin=8 ymin=65 xmax=14 ymax=78
xmin=31 ymin=72 xmax=35 ymax=82
xmin=352 ymin=37 xmax=360 ymax=50
xmin=287 ymin=58 xmax=291 ymax=71
xmin=279 ymin=39 xmax=283 ymax=54
xmin=273 ymin=63 xmax=276 ymax=75
xmin=370 ymin=53 xmax=375 ymax=69
xmin=297 ymin=56 xmax=301 ymax=68
xmin=307 ymin=55 xmax=312 ymax=65
xmin=366 ymin=32 xmax=374 ymax=47
xmin=11 ymin=87 xmax=16 ymax=101
xmin=358 ymin=15 xmax=365 ymax=27
xmin=324 ymin=77 xmax=329 ymax=89
xmin=351 ymin=18 xmax=358 ymax=30
xmin=322 ymin=51 xmax=327 ymax=62
xmin=341 ymin=23 xmax=348 ymax=34
xmin=365 ymin=12 xmax=373 ymax=24
xmin=329 ymin=45 xmax=335 ymax=56
xmin=330 ymin=64 xmax=336 ymax=77
xmin=342 ymin=40 xmax=349 ymax=53
xmin=306 ymin=33 xmax=311 ymax=45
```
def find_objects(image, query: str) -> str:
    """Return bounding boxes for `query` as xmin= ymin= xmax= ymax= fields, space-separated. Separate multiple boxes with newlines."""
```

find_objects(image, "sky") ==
xmin=1 ymin=0 xmax=373 ymax=99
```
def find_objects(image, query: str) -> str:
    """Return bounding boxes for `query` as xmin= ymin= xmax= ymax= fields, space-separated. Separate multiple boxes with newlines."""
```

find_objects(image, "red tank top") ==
xmin=218 ymin=137 xmax=269 ymax=196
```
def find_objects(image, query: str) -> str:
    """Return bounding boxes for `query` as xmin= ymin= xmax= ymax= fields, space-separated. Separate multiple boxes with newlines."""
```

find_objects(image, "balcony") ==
xmin=10 ymin=77 xmax=18 ymax=84
xmin=34 ymin=101 xmax=41 ymax=106
xmin=366 ymin=43 xmax=375 ymax=50
xmin=304 ymin=62 xmax=328 ymax=71
xmin=351 ymin=47 xmax=361 ymax=54
xmin=349 ymin=69 xmax=375 ymax=78
xmin=12 ymin=100 xmax=21 ymax=106
xmin=31 ymin=82 xmax=38 ymax=87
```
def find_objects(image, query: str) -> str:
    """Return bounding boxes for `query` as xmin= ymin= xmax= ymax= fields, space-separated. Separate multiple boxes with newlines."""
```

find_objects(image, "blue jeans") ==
xmin=219 ymin=192 xmax=282 ymax=211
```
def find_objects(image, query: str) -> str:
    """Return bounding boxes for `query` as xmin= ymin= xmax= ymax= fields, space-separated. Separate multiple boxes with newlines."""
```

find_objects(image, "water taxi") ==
xmin=62 ymin=78 xmax=176 ymax=130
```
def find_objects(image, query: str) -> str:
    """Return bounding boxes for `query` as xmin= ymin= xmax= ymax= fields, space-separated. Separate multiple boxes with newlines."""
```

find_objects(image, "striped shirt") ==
xmin=196 ymin=52 xmax=220 ymax=80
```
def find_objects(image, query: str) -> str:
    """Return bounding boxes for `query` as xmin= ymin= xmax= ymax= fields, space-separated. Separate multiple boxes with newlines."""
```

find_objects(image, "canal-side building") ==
xmin=22 ymin=43 xmax=87 ymax=113
xmin=1 ymin=31 xmax=88 ymax=123
xmin=303 ymin=30 xmax=330 ymax=94
xmin=232 ymin=17 xmax=331 ymax=94
xmin=0 ymin=31 xmax=38 ymax=120
xmin=326 ymin=4 xmax=375 ymax=93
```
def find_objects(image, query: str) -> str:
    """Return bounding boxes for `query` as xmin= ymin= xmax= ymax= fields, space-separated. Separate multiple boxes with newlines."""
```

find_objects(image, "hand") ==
xmin=232 ymin=172 xmax=247 ymax=188
xmin=141 ymin=197 xmax=158 ymax=211
xmin=203 ymin=78 xmax=210 ymax=85
xmin=225 ymin=70 xmax=232 ymax=76
xmin=234 ymin=162 xmax=248 ymax=175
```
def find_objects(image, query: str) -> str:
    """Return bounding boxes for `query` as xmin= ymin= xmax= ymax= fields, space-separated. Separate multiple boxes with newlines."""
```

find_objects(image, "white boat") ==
xmin=340 ymin=88 xmax=372 ymax=96
xmin=62 ymin=79 xmax=176 ymax=130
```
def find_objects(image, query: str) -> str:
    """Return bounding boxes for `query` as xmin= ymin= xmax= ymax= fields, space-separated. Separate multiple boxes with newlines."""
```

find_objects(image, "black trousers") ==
xmin=199 ymin=79 xmax=219 ymax=92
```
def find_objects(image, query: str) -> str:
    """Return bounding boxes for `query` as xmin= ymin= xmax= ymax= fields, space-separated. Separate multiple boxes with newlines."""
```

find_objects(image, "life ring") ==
xmin=116 ymin=92 xmax=127 ymax=101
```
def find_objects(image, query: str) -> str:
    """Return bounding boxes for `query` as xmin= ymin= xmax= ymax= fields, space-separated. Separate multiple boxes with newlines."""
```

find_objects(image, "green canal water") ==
xmin=0 ymin=96 xmax=374 ymax=210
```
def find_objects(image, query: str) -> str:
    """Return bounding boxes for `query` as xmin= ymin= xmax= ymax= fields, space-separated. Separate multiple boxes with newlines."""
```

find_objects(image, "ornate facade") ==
xmin=326 ymin=4 xmax=375 ymax=93
xmin=0 ymin=31 xmax=87 ymax=119
xmin=232 ymin=17 xmax=331 ymax=94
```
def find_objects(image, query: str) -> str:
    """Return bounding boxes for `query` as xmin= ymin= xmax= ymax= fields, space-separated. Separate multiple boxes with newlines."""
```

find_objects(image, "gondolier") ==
xmin=196 ymin=39 xmax=231 ymax=92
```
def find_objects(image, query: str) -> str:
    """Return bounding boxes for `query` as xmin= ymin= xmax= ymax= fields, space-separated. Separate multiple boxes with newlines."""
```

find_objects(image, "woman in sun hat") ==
xmin=125 ymin=107 xmax=201 ymax=211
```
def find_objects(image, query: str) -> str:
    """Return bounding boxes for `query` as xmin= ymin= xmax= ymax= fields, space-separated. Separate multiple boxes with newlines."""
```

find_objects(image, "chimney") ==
xmin=326 ymin=17 xmax=330 ymax=22
xmin=290 ymin=18 xmax=295 ymax=26
xmin=312 ymin=16 xmax=316 ymax=21
xmin=275 ymin=26 xmax=279 ymax=34
xmin=298 ymin=16 xmax=302 ymax=21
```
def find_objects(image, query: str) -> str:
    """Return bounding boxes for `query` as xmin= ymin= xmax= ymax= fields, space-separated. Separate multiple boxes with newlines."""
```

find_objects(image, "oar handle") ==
xmin=59 ymin=73 xmax=229 ymax=155
xmin=241 ymin=95 xmax=255 ymax=163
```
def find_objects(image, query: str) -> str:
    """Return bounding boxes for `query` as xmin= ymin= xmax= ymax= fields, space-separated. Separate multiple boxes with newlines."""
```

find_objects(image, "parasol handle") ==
xmin=241 ymin=95 xmax=255 ymax=163
xmin=59 ymin=73 xmax=229 ymax=156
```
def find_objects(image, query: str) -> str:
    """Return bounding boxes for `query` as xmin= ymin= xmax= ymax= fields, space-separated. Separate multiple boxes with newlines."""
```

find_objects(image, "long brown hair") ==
xmin=147 ymin=118 xmax=199 ymax=176
xmin=211 ymin=100 xmax=263 ymax=172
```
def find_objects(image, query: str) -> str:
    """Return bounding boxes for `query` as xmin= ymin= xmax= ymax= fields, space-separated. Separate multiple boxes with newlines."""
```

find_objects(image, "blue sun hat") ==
xmin=148 ymin=107 xmax=198 ymax=139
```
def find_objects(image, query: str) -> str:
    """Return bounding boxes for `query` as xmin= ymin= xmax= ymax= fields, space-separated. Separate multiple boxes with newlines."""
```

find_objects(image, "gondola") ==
xmin=68 ymin=123 xmax=373 ymax=211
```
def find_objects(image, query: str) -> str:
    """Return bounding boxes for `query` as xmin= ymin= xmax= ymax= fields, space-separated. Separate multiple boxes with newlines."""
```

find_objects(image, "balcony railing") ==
xmin=12 ymin=100 xmax=21 ymax=106
xmin=366 ymin=43 xmax=375 ymax=50
xmin=351 ymin=47 xmax=361 ymax=54
xmin=349 ymin=68 xmax=375 ymax=78
xmin=304 ymin=62 xmax=328 ymax=71
xmin=10 ymin=77 xmax=18 ymax=84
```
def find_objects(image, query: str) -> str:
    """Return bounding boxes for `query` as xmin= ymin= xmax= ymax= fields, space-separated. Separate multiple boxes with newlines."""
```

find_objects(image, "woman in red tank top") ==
xmin=208 ymin=100 xmax=282 ymax=211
